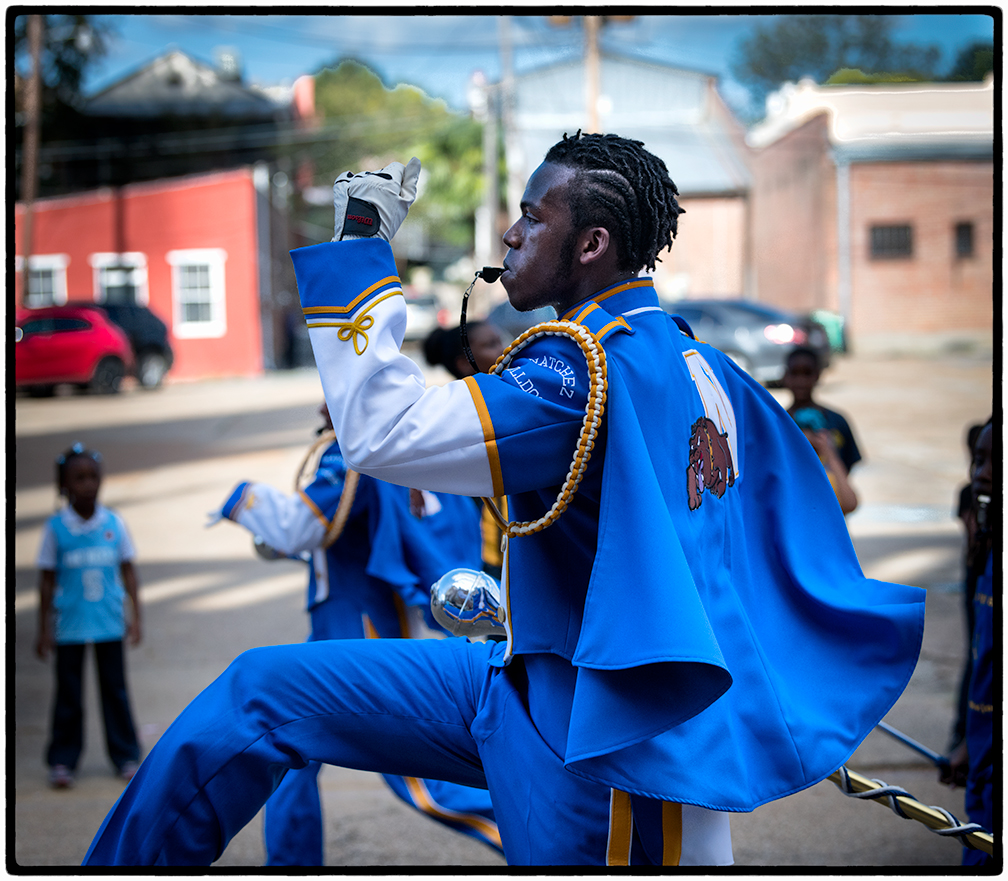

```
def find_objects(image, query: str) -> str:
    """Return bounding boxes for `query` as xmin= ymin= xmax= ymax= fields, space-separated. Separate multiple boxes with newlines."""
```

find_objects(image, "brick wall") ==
xmin=749 ymin=114 xmax=993 ymax=350
xmin=748 ymin=115 xmax=838 ymax=313
xmin=652 ymin=195 xmax=747 ymax=299
xmin=849 ymin=160 xmax=994 ymax=337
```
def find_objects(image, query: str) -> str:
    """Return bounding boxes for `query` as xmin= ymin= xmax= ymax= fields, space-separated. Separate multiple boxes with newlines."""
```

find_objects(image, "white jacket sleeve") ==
xmin=219 ymin=481 xmax=327 ymax=556
xmin=291 ymin=239 xmax=496 ymax=496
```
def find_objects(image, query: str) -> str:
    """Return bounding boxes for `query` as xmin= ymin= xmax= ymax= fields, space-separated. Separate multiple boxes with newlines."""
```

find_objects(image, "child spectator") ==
xmin=35 ymin=443 xmax=142 ymax=788
xmin=782 ymin=346 xmax=862 ymax=515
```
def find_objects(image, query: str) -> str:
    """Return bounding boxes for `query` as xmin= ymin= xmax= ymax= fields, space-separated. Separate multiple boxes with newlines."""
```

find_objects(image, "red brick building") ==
xmin=15 ymin=168 xmax=266 ymax=380
xmin=747 ymin=77 xmax=994 ymax=353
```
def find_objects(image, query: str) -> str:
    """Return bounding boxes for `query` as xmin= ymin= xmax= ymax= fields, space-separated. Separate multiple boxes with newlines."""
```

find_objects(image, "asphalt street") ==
xmin=11 ymin=346 xmax=995 ymax=869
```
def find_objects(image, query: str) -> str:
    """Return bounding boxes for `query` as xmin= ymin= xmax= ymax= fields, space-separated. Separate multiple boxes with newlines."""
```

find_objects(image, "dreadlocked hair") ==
xmin=544 ymin=131 xmax=685 ymax=273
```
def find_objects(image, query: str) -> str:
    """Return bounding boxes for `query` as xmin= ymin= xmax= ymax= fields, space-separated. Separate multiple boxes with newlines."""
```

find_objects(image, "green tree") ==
xmin=945 ymin=41 xmax=994 ymax=81
xmin=825 ymin=68 xmax=923 ymax=85
xmin=303 ymin=60 xmax=485 ymax=259
xmin=732 ymin=15 xmax=940 ymax=114
xmin=14 ymin=13 xmax=118 ymax=158
xmin=13 ymin=14 xmax=116 ymax=109
xmin=409 ymin=115 xmax=485 ymax=248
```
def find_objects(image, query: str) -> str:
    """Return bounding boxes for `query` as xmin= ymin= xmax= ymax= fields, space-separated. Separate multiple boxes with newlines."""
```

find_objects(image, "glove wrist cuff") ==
xmin=340 ymin=197 xmax=381 ymax=239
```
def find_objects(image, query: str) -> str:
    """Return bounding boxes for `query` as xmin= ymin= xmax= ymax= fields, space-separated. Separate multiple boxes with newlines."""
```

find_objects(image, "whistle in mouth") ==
xmin=478 ymin=267 xmax=504 ymax=283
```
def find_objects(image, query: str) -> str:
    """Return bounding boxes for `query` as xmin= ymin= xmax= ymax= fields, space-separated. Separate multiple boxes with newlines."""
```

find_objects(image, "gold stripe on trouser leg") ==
xmin=362 ymin=599 xmax=410 ymax=640
xmin=662 ymin=801 xmax=682 ymax=866
xmin=402 ymin=776 xmax=503 ymax=851
xmin=392 ymin=594 xmax=411 ymax=637
xmin=607 ymin=788 xmax=633 ymax=866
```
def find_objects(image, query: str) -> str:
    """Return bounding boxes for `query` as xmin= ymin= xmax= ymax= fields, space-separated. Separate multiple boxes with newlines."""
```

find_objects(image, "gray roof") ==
xmin=85 ymin=50 xmax=284 ymax=119
xmin=511 ymin=52 xmax=751 ymax=196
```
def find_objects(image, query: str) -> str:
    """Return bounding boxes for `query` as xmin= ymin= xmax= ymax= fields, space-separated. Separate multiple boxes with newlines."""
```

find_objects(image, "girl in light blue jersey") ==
xmin=36 ymin=443 xmax=142 ymax=789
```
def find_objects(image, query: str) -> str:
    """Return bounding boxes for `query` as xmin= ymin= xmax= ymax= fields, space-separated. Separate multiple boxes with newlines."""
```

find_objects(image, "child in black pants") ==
xmin=35 ymin=443 xmax=142 ymax=788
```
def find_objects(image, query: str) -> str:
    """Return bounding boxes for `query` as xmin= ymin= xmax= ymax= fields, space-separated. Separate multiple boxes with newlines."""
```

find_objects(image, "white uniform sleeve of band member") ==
xmin=292 ymin=239 xmax=494 ymax=494
xmin=234 ymin=483 xmax=327 ymax=555
xmin=308 ymin=307 xmax=496 ymax=496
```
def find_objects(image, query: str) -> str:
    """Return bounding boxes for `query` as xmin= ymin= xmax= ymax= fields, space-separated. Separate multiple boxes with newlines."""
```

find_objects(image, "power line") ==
xmin=21 ymin=109 xmax=469 ymax=164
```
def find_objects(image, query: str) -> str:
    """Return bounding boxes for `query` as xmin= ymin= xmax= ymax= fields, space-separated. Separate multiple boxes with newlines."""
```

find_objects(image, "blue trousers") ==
xmin=962 ymin=780 xmax=993 ymax=867
xmin=263 ymin=760 xmax=505 ymax=865
xmin=83 ymin=637 xmax=617 ymax=866
xmin=261 ymin=597 xmax=502 ymax=865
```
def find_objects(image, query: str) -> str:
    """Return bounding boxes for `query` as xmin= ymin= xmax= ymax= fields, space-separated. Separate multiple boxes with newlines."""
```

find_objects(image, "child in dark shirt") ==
xmin=782 ymin=347 xmax=862 ymax=514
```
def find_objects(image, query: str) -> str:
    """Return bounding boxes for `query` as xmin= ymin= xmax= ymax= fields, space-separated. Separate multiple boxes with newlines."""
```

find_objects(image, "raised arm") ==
xmin=291 ymin=162 xmax=592 ymax=498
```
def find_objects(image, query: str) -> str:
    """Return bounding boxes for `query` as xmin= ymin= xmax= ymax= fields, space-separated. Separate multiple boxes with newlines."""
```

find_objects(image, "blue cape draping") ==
xmin=558 ymin=306 xmax=925 ymax=810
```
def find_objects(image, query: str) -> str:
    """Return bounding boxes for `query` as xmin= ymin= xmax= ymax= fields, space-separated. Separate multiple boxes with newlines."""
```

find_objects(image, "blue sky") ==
xmin=80 ymin=11 xmax=996 ymax=117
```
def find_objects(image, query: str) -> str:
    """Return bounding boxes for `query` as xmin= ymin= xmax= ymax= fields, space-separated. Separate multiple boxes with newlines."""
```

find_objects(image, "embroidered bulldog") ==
xmin=687 ymin=416 xmax=735 ymax=510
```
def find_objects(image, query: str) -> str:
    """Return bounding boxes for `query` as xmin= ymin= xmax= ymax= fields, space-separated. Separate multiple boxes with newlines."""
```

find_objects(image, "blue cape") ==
xmin=491 ymin=288 xmax=926 ymax=810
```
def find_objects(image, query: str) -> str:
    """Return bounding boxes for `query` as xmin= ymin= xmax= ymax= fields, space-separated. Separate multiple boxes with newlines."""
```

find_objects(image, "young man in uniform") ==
xmin=85 ymin=133 xmax=925 ymax=866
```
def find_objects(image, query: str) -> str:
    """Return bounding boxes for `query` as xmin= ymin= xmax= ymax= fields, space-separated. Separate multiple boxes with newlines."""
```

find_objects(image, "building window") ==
xmin=955 ymin=222 xmax=975 ymax=258
xmin=15 ymin=254 xmax=70 ymax=307
xmin=870 ymin=224 xmax=913 ymax=259
xmin=167 ymin=249 xmax=228 ymax=339
xmin=90 ymin=252 xmax=149 ymax=305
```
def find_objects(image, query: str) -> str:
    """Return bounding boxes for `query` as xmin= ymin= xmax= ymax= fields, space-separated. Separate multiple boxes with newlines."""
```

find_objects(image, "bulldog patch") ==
xmin=682 ymin=349 xmax=739 ymax=510
xmin=687 ymin=416 xmax=736 ymax=509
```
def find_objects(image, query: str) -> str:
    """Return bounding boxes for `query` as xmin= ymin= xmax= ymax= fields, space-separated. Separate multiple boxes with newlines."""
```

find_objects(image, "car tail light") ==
xmin=437 ymin=308 xmax=452 ymax=327
xmin=763 ymin=323 xmax=796 ymax=345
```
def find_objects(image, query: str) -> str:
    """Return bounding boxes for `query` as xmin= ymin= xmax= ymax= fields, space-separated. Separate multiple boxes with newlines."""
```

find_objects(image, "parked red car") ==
xmin=15 ymin=304 xmax=136 ymax=395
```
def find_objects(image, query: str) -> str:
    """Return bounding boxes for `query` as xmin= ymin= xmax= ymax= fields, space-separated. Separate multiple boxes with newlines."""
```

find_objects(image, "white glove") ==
xmin=333 ymin=157 xmax=421 ymax=242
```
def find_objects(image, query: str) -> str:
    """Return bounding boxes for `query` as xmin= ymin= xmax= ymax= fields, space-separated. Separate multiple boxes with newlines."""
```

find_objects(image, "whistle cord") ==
xmin=460 ymin=267 xmax=504 ymax=375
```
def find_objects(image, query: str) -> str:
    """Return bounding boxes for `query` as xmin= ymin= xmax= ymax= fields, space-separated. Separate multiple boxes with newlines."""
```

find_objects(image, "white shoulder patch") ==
xmin=683 ymin=349 xmax=739 ymax=479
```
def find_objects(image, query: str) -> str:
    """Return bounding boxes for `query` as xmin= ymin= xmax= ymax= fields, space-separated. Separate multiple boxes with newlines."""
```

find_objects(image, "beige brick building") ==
xmin=747 ymin=77 xmax=994 ymax=353
xmin=496 ymin=58 xmax=993 ymax=354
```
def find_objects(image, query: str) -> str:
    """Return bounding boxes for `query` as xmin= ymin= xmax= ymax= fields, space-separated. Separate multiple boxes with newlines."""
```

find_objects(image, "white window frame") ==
xmin=88 ymin=252 xmax=150 ymax=305
xmin=166 ymin=248 xmax=228 ymax=339
xmin=15 ymin=253 xmax=70 ymax=307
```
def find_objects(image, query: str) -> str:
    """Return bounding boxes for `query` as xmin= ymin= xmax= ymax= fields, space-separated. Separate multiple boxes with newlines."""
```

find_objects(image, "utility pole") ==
xmin=550 ymin=15 xmax=634 ymax=133
xmin=498 ymin=15 xmax=523 ymax=223
xmin=468 ymin=71 xmax=499 ymax=269
xmin=483 ymin=88 xmax=499 ymax=265
xmin=584 ymin=15 xmax=601 ymax=133
xmin=20 ymin=13 xmax=43 ymax=306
